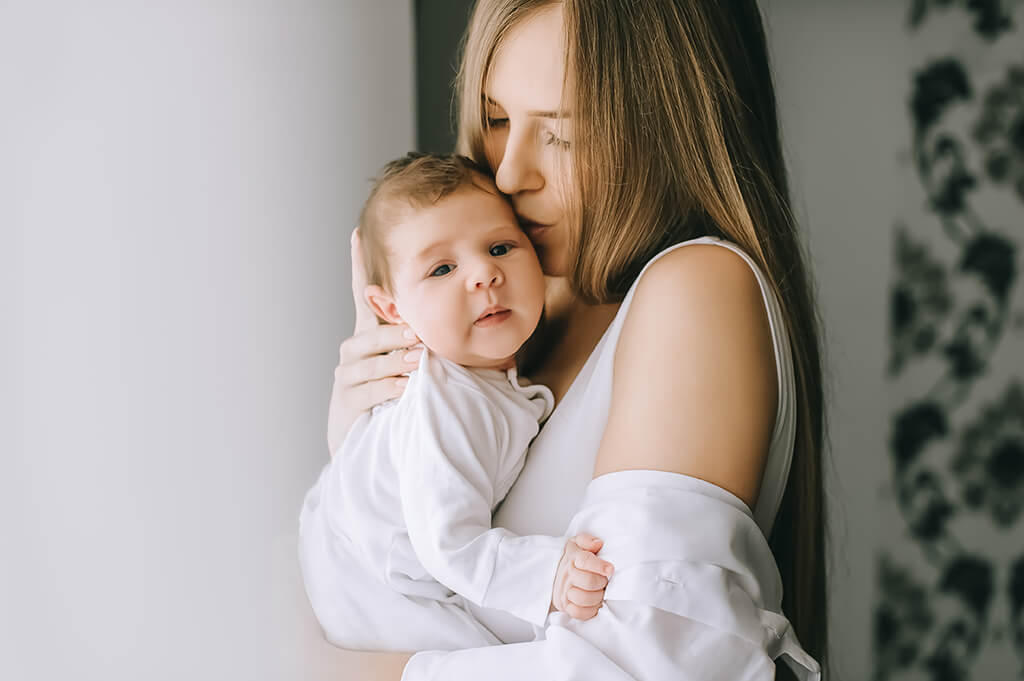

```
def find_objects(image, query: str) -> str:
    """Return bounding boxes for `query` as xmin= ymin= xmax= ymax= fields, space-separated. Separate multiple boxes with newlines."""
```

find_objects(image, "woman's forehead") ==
xmin=484 ymin=5 xmax=567 ymax=111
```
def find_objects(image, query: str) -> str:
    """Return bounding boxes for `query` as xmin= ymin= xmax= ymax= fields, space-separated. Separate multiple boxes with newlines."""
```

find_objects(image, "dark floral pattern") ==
xmin=973 ymin=62 xmax=1024 ymax=201
xmin=878 ymin=3 xmax=1024 ymax=680
xmin=875 ymin=556 xmax=936 ymax=678
xmin=952 ymin=383 xmax=1024 ymax=526
xmin=909 ymin=0 xmax=1017 ymax=39
xmin=1011 ymin=555 xmax=1024 ymax=665
xmin=922 ymin=556 xmax=995 ymax=681
xmin=890 ymin=229 xmax=955 ymax=376
xmin=912 ymin=59 xmax=973 ymax=135
xmin=958 ymin=232 xmax=1017 ymax=303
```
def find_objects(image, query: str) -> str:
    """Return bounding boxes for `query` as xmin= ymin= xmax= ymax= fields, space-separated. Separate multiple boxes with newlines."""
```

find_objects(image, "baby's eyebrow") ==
xmin=412 ymin=240 xmax=449 ymax=260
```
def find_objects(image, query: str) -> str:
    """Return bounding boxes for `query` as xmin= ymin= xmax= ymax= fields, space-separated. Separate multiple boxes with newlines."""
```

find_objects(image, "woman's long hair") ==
xmin=455 ymin=1 xmax=828 ymax=673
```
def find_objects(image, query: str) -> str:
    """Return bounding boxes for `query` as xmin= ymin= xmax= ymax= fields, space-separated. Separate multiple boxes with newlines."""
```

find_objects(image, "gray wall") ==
xmin=2 ymin=2 xmax=414 ymax=679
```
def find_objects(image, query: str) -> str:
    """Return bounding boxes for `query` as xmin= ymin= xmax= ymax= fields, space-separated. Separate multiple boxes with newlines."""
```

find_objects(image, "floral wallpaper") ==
xmin=875 ymin=1 xmax=1024 ymax=679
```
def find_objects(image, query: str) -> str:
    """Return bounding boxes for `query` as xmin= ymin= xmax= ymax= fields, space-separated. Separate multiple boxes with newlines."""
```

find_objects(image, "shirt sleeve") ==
xmin=401 ymin=470 xmax=822 ymax=681
xmin=394 ymin=359 xmax=564 ymax=628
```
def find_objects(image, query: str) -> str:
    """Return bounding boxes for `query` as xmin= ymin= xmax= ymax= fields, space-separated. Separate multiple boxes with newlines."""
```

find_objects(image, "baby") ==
xmin=298 ymin=152 xmax=613 ymax=652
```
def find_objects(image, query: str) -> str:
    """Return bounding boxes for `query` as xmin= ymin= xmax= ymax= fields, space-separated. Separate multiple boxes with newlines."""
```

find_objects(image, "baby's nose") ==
xmin=469 ymin=264 xmax=503 ymax=289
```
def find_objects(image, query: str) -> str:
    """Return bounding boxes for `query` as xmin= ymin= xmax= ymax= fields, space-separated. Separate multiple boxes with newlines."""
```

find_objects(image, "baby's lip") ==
xmin=476 ymin=305 xmax=510 ymax=322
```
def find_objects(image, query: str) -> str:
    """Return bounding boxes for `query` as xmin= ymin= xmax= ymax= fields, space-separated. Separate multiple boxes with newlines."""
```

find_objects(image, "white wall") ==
xmin=761 ymin=2 xmax=910 ymax=679
xmin=2 ymin=2 xmax=413 ymax=679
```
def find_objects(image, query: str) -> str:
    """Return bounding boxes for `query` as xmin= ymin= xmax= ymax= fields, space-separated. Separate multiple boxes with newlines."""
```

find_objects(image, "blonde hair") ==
xmin=456 ymin=1 xmax=828 ymax=673
xmin=358 ymin=152 xmax=496 ymax=291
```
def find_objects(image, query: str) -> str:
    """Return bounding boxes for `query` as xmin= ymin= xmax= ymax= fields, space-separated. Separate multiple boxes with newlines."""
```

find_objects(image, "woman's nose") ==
xmin=493 ymin=126 xmax=544 ymax=195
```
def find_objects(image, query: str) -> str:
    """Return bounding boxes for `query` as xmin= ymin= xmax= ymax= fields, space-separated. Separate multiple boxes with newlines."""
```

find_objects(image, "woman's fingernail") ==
xmin=404 ymin=349 xmax=422 ymax=363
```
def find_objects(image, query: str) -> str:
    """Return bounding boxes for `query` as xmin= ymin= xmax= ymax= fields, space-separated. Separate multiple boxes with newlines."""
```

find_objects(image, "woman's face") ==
xmin=482 ymin=4 xmax=574 ymax=276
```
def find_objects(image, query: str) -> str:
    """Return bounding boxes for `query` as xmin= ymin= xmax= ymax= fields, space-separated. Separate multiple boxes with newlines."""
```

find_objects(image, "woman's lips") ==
xmin=522 ymin=222 xmax=552 ymax=241
xmin=474 ymin=310 xmax=512 ymax=327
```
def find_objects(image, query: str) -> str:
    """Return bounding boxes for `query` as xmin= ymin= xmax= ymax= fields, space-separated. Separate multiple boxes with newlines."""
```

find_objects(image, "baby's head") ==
xmin=359 ymin=152 xmax=545 ymax=370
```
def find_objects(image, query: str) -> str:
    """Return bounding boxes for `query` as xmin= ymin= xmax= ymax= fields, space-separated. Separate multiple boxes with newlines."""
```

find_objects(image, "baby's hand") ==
xmin=551 ymin=533 xmax=614 ymax=621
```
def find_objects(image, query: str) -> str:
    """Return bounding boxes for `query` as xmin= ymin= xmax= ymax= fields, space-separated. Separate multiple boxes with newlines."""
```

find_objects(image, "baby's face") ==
xmin=372 ymin=183 xmax=546 ymax=369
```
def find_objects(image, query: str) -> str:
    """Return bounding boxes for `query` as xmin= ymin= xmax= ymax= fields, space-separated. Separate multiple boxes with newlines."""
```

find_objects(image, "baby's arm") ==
xmin=396 ymin=376 xmax=613 ymax=627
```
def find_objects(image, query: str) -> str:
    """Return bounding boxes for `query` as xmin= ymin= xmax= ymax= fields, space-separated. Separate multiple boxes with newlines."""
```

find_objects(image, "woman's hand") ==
xmin=326 ymin=229 xmax=423 ymax=455
xmin=551 ymin=534 xmax=614 ymax=621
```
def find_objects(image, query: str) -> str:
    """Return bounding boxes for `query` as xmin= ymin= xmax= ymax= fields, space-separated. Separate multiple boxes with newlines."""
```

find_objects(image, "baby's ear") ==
xmin=364 ymin=285 xmax=404 ymax=326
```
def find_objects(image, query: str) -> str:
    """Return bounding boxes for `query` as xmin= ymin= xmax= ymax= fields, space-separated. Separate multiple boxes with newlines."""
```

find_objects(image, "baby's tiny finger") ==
xmin=565 ymin=603 xmax=600 ymax=621
xmin=566 ymin=586 xmax=604 ymax=608
xmin=573 ymin=551 xmax=614 ymax=577
xmin=572 ymin=533 xmax=603 ymax=551
xmin=569 ymin=566 xmax=607 ymax=591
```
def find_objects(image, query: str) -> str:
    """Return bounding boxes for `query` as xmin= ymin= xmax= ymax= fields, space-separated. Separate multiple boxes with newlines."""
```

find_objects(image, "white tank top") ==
xmin=475 ymin=236 xmax=798 ymax=642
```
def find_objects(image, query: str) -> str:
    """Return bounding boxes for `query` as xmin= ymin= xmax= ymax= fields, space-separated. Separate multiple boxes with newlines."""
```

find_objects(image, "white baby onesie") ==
xmin=298 ymin=348 xmax=562 ymax=651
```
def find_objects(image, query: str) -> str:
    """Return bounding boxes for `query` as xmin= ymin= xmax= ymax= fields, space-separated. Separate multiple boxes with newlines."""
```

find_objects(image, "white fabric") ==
xmin=397 ymin=237 xmax=817 ymax=679
xmin=403 ymin=472 xmax=820 ymax=681
xmin=297 ymin=348 xmax=560 ymax=650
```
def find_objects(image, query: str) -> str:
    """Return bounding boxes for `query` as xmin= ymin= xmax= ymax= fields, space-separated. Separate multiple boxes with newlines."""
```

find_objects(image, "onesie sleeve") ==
xmin=394 ymin=356 xmax=564 ymax=628
xmin=400 ymin=470 xmax=822 ymax=681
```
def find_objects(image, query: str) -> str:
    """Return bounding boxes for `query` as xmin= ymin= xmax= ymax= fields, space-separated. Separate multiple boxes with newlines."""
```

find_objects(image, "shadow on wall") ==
xmin=415 ymin=0 xmax=476 ymax=153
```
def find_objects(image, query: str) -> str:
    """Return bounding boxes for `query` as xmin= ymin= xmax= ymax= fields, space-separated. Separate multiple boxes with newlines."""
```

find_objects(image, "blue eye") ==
xmin=490 ymin=244 xmax=511 ymax=256
xmin=430 ymin=264 xmax=453 ymax=277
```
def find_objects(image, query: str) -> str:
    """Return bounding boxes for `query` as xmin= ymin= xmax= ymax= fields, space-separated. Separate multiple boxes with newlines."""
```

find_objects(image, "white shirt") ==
xmin=400 ymin=237 xmax=820 ymax=680
xmin=297 ymin=348 xmax=561 ymax=651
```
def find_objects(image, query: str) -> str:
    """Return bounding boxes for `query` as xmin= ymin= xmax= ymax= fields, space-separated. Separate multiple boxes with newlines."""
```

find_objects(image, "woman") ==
xmin=325 ymin=1 xmax=827 ymax=678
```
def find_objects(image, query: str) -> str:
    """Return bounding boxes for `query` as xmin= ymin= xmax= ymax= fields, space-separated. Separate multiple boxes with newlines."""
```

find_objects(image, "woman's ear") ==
xmin=364 ymin=285 xmax=405 ymax=325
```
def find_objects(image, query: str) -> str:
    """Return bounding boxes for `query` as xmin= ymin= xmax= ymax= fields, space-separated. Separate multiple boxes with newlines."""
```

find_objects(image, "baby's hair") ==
xmin=358 ymin=151 xmax=497 ymax=291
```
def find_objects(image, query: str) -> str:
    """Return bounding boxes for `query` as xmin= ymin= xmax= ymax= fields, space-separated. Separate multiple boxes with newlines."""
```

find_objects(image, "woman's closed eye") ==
xmin=485 ymin=116 xmax=509 ymax=128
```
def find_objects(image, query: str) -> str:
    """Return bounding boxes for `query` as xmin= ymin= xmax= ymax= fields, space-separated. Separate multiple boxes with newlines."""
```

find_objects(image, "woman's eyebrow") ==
xmin=527 ymin=109 xmax=571 ymax=119
xmin=483 ymin=95 xmax=570 ymax=119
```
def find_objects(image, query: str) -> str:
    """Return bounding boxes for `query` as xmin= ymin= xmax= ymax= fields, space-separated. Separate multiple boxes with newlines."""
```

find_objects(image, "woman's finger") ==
xmin=568 ymin=566 xmax=608 ymax=591
xmin=350 ymin=228 xmax=379 ymax=335
xmin=566 ymin=586 xmax=605 ymax=608
xmin=346 ymin=377 xmax=409 ymax=411
xmin=339 ymin=347 xmax=422 ymax=387
xmin=339 ymin=324 xmax=420 ymax=364
xmin=573 ymin=550 xmax=614 ymax=578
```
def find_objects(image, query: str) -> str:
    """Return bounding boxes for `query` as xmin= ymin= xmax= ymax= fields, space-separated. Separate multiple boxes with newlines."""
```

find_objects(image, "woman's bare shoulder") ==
xmin=592 ymin=243 xmax=777 ymax=509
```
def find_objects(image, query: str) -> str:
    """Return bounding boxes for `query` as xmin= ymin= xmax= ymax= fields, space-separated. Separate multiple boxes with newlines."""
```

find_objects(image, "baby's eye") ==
xmin=430 ymin=264 xmax=453 ymax=277
xmin=490 ymin=244 xmax=512 ymax=256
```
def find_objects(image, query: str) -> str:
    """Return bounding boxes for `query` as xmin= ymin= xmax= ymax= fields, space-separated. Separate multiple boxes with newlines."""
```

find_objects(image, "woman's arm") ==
xmin=595 ymin=243 xmax=777 ymax=506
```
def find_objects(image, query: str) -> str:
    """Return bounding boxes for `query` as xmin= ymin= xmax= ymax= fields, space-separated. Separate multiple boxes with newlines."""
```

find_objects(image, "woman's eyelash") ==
xmin=485 ymin=116 xmax=508 ymax=128
xmin=544 ymin=131 xmax=571 ymax=149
